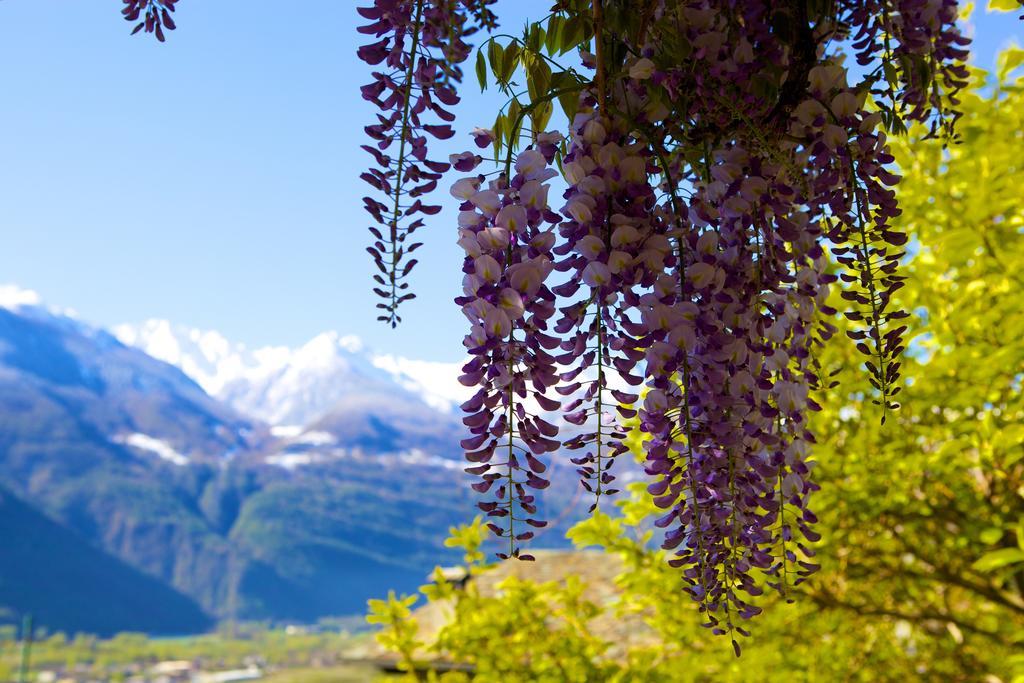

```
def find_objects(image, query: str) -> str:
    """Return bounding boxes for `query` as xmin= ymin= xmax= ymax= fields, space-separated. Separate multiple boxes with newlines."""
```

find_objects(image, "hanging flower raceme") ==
xmin=454 ymin=136 xmax=564 ymax=560
xmin=790 ymin=63 xmax=908 ymax=418
xmin=122 ymin=0 xmax=177 ymax=41
xmin=346 ymin=0 xmax=974 ymax=651
xmin=551 ymin=101 xmax=666 ymax=511
xmin=444 ymin=1 xmax=926 ymax=649
xmin=357 ymin=0 xmax=495 ymax=327
xmin=841 ymin=0 xmax=970 ymax=136
xmin=608 ymin=10 xmax=859 ymax=649
xmin=634 ymin=141 xmax=839 ymax=648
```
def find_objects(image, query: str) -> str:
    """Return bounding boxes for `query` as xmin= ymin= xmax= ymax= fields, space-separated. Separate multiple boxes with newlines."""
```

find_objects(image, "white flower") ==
xmin=723 ymin=196 xmax=751 ymax=217
xmin=710 ymin=163 xmax=741 ymax=184
xmin=596 ymin=142 xmax=624 ymax=170
xmin=831 ymin=91 xmax=860 ymax=118
xmin=470 ymin=190 xmax=501 ymax=215
xmin=577 ymin=235 xmax=605 ymax=261
xmin=496 ymin=205 xmax=527 ymax=233
xmin=740 ymin=176 xmax=768 ymax=201
xmin=808 ymin=64 xmax=847 ymax=95
xmin=696 ymin=231 xmax=719 ymax=255
xmin=730 ymin=370 xmax=755 ymax=397
xmin=562 ymin=161 xmax=588 ymax=186
xmin=608 ymin=250 xmax=632 ymax=274
xmin=520 ymin=180 xmax=549 ymax=210
xmin=484 ymin=307 xmax=512 ymax=338
xmin=564 ymin=196 xmax=595 ymax=224
xmin=450 ymin=177 xmax=480 ymax=200
xmin=465 ymin=324 xmax=487 ymax=348
xmin=515 ymin=149 xmax=547 ymax=178
xmin=531 ymin=231 xmax=555 ymax=252
xmin=473 ymin=254 xmax=501 ymax=283
xmin=462 ymin=298 xmax=492 ymax=322
xmin=508 ymin=262 xmax=543 ymax=295
xmin=645 ymin=99 xmax=670 ymax=122
xmin=629 ymin=57 xmax=656 ymax=80
xmin=478 ymin=227 xmax=509 ymax=250
xmin=577 ymin=175 xmax=606 ymax=197
xmin=822 ymin=124 xmax=849 ymax=150
xmin=766 ymin=318 xmax=788 ymax=344
xmin=582 ymin=119 xmax=607 ymax=144
xmin=794 ymin=99 xmax=826 ymax=126
xmin=582 ymin=261 xmax=611 ymax=287
xmin=668 ymin=323 xmax=696 ymax=353
xmin=774 ymin=380 xmax=808 ymax=414
xmin=457 ymin=233 xmax=482 ymax=258
xmin=733 ymin=39 xmax=754 ymax=64
xmin=644 ymin=390 xmax=668 ymax=413
xmin=781 ymin=471 xmax=804 ymax=498
xmin=498 ymin=288 xmax=525 ymax=319
xmin=685 ymin=261 xmax=718 ymax=290
xmin=619 ymin=156 xmax=647 ymax=184
xmin=458 ymin=210 xmax=484 ymax=229
xmin=611 ymin=223 xmax=641 ymax=247
xmin=462 ymin=274 xmax=483 ymax=296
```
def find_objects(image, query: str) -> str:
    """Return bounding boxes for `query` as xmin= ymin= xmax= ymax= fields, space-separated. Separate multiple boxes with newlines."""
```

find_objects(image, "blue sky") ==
xmin=0 ymin=2 xmax=1020 ymax=362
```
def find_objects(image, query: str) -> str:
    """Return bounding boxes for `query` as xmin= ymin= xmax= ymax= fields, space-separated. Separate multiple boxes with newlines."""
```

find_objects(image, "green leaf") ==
xmin=560 ymin=16 xmax=585 ymax=55
xmin=545 ymin=16 xmax=562 ymax=55
xmin=997 ymin=45 xmax=1024 ymax=81
xmin=500 ymin=43 xmax=521 ymax=84
xmin=980 ymin=527 xmax=1004 ymax=545
xmin=972 ymin=547 xmax=1024 ymax=573
xmin=475 ymin=49 xmax=488 ymax=91
xmin=558 ymin=88 xmax=580 ymax=124
xmin=527 ymin=59 xmax=552 ymax=103
xmin=987 ymin=0 xmax=1020 ymax=11
xmin=883 ymin=60 xmax=899 ymax=86
xmin=531 ymin=100 xmax=553 ymax=133
xmin=488 ymin=40 xmax=504 ymax=80
xmin=492 ymin=112 xmax=505 ymax=158
xmin=526 ymin=23 xmax=544 ymax=53
xmin=506 ymin=99 xmax=522 ymax=147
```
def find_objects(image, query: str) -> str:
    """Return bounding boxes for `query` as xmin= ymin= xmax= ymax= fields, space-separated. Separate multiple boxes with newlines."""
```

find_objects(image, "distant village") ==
xmin=36 ymin=659 xmax=264 ymax=683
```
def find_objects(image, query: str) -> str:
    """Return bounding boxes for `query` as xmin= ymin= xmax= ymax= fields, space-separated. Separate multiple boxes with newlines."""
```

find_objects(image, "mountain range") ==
xmin=0 ymin=286 xmax=586 ymax=636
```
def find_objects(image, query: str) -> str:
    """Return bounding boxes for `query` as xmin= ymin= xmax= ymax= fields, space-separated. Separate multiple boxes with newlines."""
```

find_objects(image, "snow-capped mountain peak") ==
xmin=0 ymin=284 xmax=82 ymax=324
xmin=112 ymin=319 xmax=250 ymax=395
xmin=0 ymin=284 xmax=42 ymax=309
xmin=114 ymin=320 xmax=470 ymax=428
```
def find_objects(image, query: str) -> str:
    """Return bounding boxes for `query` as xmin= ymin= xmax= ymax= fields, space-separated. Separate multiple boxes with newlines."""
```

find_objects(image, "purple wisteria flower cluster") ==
xmin=356 ymin=0 xmax=496 ymax=327
xmin=441 ymin=1 xmax=968 ymax=649
xmin=452 ymin=137 xmax=564 ymax=560
xmin=122 ymin=0 xmax=177 ymax=42
xmin=551 ymin=105 xmax=665 ymax=511
xmin=349 ymin=0 xmax=975 ymax=649
xmin=845 ymin=0 xmax=971 ymax=136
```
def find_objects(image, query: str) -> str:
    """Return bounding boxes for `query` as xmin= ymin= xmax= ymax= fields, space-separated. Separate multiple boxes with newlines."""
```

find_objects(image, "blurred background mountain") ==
xmin=0 ymin=287 xmax=594 ymax=636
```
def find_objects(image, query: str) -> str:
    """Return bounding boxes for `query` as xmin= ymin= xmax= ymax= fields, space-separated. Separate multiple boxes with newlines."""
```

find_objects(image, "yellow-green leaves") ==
xmin=998 ymin=45 xmax=1024 ymax=81
xmin=443 ymin=516 xmax=488 ymax=566
xmin=972 ymin=548 xmax=1024 ymax=573
xmin=542 ymin=13 xmax=592 ymax=57
xmin=475 ymin=48 xmax=487 ymax=91
xmin=526 ymin=58 xmax=552 ymax=104
xmin=366 ymin=590 xmax=418 ymax=626
xmin=987 ymin=0 xmax=1021 ymax=11
xmin=366 ymin=590 xmax=422 ymax=674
